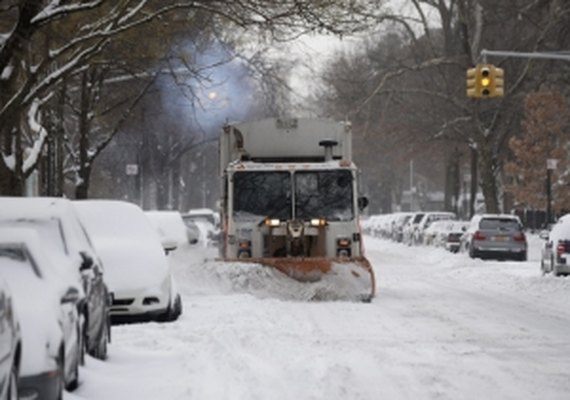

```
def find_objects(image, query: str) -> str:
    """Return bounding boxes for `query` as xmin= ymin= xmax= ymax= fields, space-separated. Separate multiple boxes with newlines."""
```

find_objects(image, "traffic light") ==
xmin=492 ymin=66 xmax=504 ymax=97
xmin=465 ymin=64 xmax=505 ymax=98
xmin=466 ymin=67 xmax=479 ymax=97
xmin=480 ymin=65 xmax=492 ymax=96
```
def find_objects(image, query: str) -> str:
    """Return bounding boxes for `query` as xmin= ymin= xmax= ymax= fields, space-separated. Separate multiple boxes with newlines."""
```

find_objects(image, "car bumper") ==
xmin=109 ymin=288 xmax=170 ymax=322
xmin=473 ymin=247 xmax=526 ymax=260
xmin=554 ymin=264 xmax=570 ymax=274
xmin=19 ymin=370 xmax=60 ymax=400
xmin=445 ymin=242 xmax=460 ymax=252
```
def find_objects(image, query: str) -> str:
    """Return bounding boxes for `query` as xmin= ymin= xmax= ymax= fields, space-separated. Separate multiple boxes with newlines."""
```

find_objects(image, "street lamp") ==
xmin=546 ymin=158 xmax=558 ymax=225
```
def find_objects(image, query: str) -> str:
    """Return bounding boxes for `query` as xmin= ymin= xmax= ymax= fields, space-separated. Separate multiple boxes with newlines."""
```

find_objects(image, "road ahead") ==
xmin=70 ymin=236 xmax=570 ymax=400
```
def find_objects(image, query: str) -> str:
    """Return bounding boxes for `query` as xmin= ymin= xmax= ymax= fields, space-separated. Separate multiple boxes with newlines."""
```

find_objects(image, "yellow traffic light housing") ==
xmin=466 ymin=67 xmax=479 ymax=97
xmin=492 ymin=66 xmax=504 ymax=97
xmin=466 ymin=64 xmax=505 ymax=98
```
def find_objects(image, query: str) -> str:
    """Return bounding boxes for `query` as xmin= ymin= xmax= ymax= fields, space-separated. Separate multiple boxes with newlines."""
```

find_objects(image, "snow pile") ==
xmin=168 ymin=245 xmax=370 ymax=302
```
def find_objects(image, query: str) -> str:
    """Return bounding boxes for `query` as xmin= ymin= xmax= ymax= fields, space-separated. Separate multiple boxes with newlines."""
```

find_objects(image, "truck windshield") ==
xmin=233 ymin=171 xmax=292 ymax=220
xmin=294 ymin=170 xmax=353 ymax=221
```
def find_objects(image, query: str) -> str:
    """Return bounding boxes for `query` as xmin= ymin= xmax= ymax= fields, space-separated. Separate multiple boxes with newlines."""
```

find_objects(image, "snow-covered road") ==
xmin=70 ymin=236 xmax=570 ymax=400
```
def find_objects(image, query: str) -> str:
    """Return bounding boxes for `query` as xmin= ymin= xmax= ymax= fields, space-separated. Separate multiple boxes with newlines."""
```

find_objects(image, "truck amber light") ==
xmin=265 ymin=218 xmax=281 ymax=227
xmin=310 ymin=218 xmax=327 ymax=226
xmin=337 ymin=238 xmax=351 ymax=247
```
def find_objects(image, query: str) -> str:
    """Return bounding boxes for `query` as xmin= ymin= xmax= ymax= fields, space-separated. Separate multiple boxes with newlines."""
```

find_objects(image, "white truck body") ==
xmin=217 ymin=118 xmax=375 ymax=301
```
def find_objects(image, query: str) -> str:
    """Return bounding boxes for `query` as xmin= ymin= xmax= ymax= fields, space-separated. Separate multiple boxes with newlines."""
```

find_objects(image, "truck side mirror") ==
xmin=358 ymin=196 xmax=369 ymax=211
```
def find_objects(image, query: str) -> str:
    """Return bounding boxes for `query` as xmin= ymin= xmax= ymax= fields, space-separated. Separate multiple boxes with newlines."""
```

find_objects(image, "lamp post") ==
xmin=546 ymin=158 xmax=558 ymax=225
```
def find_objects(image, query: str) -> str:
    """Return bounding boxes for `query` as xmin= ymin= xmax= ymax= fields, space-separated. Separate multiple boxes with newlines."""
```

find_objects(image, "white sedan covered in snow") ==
xmin=74 ymin=200 xmax=182 ymax=323
xmin=0 ymin=229 xmax=83 ymax=400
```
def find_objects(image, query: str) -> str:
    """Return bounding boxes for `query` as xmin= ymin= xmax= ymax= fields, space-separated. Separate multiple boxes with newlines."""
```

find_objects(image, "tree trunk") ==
xmin=75 ymin=165 xmax=91 ymax=200
xmin=0 ymin=156 xmax=23 ymax=196
xmin=469 ymin=146 xmax=478 ymax=219
xmin=75 ymin=71 xmax=91 ymax=199
xmin=478 ymin=138 xmax=500 ymax=213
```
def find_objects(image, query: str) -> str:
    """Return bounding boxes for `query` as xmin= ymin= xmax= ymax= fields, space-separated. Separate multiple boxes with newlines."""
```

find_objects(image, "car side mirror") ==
xmin=358 ymin=196 xmax=369 ymax=211
xmin=161 ymin=238 xmax=178 ymax=255
xmin=539 ymin=230 xmax=549 ymax=240
xmin=61 ymin=287 xmax=81 ymax=304
xmin=79 ymin=251 xmax=94 ymax=272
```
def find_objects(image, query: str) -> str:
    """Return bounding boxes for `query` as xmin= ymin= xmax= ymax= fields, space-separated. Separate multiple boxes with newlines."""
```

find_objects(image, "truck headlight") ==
xmin=264 ymin=218 xmax=281 ymax=227
xmin=310 ymin=218 xmax=327 ymax=226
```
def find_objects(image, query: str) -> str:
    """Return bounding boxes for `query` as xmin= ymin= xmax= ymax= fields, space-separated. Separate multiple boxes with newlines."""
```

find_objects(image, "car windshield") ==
xmin=480 ymin=218 xmax=520 ymax=231
xmin=0 ymin=245 xmax=40 ymax=277
xmin=294 ymin=170 xmax=354 ymax=221
xmin=233 ymin=171 xmax=292 ymax=220
xmin=0 ymin=218 xmax=67 ymax=256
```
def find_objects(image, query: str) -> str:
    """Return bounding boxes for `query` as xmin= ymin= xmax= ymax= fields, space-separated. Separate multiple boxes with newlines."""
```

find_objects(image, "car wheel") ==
xmin=169 ymin=294 xmax=183 ymax=321
xmin=7 ymin=362 xmax=18 ymax=400
xmin=162 ymin=294 xmax=183 ymax=322
xmin=93 ymin=321 xmax=109 ymax=360
xmin=56 ymin=348 xmax=65 ymax=400
xmin=552 ymin=261 xmax=560 ymax=277
xmin=65 ymin=332 xmax=81 ymax=391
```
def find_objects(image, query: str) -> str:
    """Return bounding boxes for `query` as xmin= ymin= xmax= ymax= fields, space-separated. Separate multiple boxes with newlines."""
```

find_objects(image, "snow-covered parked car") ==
xmin=0 ymin=197 xmax=110 ymax=360
xmin=145 ymin=210 xmax=199 ymax=247
xmin=0 ymin=276 xmax=21 ymax=400
xmin=74 ymin=200 xmax=182 ymax=323
xmin=1 ymin=228 xmax=84 ymax=399
xmin=414 ymin=212 xmax=456 ymax=246
xmin=422 ymin=220 xmax=452 ymax=247
xmin=181 ymin=208 xmax=220 ymax=247
xmin=442 ymin=221 xmax=469 ymax=253
xmin=540 ymin=213 xmax=570 ymax=276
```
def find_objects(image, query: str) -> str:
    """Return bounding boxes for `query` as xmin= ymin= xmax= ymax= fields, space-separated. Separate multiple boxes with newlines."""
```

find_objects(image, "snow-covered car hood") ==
xmin=91 ymin=237 xmax=169 ymax=293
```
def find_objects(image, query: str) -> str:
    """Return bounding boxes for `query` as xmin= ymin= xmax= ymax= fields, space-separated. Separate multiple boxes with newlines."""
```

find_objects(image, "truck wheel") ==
xmin=7 ymin=362 xmax=17 ymax=400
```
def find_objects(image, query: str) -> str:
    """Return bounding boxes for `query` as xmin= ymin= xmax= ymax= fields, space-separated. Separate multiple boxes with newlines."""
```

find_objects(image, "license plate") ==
xmin=494 ymin=235 xmax=507 ymax=241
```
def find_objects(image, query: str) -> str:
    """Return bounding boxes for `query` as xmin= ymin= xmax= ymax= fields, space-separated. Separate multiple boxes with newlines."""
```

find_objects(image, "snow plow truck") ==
xmin=218 ymin=117 xmax=376 ymax=302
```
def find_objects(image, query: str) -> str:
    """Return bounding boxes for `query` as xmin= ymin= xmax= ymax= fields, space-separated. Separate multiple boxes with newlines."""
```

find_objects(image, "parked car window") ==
xmin=480 ymin=218 xmax=520 ymax=231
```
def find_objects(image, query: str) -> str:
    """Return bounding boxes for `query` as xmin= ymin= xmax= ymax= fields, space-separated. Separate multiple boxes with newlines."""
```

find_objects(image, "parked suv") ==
xmin=461 ymin=214 xmax=527 ymax=261
xmin=0 ymin=197 xmax=111 ymax=360
xmin=540 ymin=214 xmax=570 ymax=276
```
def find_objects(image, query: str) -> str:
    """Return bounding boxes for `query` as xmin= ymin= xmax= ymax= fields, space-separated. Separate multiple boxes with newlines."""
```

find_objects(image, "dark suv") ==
xmin=461 ymin=214 xmax=527 ymax=261
xmin=0 ymin=197 xmax=111 ymax=360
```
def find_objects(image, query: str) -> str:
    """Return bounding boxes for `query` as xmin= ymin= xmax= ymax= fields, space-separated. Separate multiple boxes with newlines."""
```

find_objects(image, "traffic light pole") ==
xmin=480 ymin=49 xmax=570 ymax=63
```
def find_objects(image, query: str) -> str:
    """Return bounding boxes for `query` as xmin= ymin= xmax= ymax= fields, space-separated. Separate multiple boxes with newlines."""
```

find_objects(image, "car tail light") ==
xmin=473 ymin=231 xmax=486 ymax=241
xmin=557 ymin=242 xmax=567 ymax=256
xmin=513 ymin=232 xmax=526 ymax=242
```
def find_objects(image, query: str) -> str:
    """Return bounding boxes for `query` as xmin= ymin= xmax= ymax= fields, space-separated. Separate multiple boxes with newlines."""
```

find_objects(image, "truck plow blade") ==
xmin=218 ymin=256 xmax=376 ymax=302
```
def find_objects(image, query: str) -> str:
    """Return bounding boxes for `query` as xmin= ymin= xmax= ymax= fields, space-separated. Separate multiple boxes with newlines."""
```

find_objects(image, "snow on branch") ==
xmin=23 ymin=98 xmax=49 ymax=174
xmin=32 ymin=0 xmax=104 ymax=25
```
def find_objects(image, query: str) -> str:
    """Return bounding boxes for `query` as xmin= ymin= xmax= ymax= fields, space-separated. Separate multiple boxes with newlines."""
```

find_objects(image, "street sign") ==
xmin=125 ymin=164 xmax=139 ymax=175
